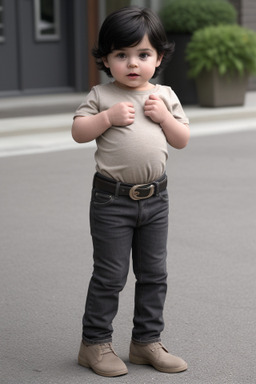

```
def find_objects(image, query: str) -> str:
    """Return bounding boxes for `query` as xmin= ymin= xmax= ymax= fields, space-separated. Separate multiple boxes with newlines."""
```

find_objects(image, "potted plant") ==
xmin=186 ymin=24 xmax=256 ymax=107
xmin=159 ymin=0 xmax=237 ymax=104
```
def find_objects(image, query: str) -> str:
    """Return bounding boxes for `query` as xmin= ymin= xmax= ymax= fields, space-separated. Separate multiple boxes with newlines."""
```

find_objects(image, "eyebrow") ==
xmin=137 ymin=48 xmax=154 ymax=52
xmin=115 ymin=47 xmax=154 ymax=52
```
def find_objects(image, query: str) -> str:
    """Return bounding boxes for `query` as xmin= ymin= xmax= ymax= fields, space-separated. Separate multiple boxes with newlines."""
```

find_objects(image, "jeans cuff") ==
xmin=131 ymin=337 xmax=161 ymax=345
xmin=82 ymin=337 xmax=112 ymax=346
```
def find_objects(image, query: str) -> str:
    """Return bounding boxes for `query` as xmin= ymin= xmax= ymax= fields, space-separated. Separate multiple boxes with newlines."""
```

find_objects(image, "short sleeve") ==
xmin=73 ymin=86 xmax=100 ymax=119
xmin=160 ymin=86 xmax=189 ymax=125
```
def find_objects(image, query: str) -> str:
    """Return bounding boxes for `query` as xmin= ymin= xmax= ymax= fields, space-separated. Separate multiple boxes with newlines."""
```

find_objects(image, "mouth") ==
xmin=127 ymin=73 xmax=139 ymax=78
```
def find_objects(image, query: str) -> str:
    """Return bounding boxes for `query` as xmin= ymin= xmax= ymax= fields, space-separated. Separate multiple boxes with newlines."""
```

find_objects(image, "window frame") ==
xmin=34 ymin=0 xmax=61 ymax=42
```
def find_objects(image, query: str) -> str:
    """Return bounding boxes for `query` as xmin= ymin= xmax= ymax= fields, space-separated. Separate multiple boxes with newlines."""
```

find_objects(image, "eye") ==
xmin=139 ymin=52 xmax=150 ymax=60
xmin=116 ymin=52 xmax=126 ymax=59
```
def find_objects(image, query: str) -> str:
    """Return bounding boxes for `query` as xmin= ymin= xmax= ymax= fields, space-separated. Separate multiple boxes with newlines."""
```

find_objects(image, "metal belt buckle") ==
xmin=129 ymin=184 xmax=154 ymax=200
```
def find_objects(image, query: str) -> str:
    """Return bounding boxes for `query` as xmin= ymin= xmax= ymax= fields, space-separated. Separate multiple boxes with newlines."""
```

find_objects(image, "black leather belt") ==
xmin=94 ymin=173 xmax=167 ymax=200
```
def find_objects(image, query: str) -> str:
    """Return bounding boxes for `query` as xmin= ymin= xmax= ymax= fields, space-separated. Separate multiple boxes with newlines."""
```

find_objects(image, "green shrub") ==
xmin=186 ymin=24 xmax=256 ymax=77
xmin=159 ymin=0 xmax=237 ymax=34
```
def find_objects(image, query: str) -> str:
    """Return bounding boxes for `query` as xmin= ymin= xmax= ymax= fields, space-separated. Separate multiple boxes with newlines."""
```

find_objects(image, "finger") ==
xmin=148 ymin=94 xmax=160 ymax=100
xmin=144 ymin=99 xmax=155 ymax=107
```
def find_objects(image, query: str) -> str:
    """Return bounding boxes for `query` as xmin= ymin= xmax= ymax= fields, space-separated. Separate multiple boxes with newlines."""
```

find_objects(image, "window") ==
xmin=34 ymin=0 xmax=60 ymax=41
xmin=0 ymin=0 xmax=4 ymax=43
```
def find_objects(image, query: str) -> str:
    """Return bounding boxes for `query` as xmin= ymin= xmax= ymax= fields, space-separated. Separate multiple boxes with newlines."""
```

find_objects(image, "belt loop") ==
xmin=154 ymin=181 xmax=160 ymax=196
xmin=115 ymin=181 xmax=121 ymax=198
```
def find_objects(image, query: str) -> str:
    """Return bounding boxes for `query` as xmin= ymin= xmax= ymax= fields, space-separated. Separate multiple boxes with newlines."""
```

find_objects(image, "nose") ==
xmin=128 ymin=58 xmax=138 ymax=68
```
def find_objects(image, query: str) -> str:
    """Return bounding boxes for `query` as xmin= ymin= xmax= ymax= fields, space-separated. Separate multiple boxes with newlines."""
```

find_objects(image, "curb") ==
xmin=0 ymin=114 xmax=73 ymax=137
xmin=184 ymin=106 xmax=256 ymax=123
xmin=1 ymin=92 xmax=256 ymax=138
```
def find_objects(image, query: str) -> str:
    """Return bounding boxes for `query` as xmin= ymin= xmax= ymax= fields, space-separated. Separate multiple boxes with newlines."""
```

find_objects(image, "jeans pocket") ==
xmin=92 ymin=190 xmax=114 ymax=206
xmin=159 ymin=189 xmax=169 ymax=202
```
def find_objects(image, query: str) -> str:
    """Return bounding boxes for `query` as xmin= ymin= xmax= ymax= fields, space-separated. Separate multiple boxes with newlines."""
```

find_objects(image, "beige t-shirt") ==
xmin=74 ymin=82 xmax=189 ymax=184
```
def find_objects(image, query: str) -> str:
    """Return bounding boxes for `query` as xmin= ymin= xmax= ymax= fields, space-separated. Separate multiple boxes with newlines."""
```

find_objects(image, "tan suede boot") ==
xmin=78 ymin=341 xmax=128 ymax=377
xmin=129 ymin=341 xmax=188 ymax=373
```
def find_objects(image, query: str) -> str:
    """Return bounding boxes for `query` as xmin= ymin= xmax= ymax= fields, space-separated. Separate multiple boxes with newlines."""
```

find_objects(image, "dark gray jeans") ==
xmin=82 ymin=175 xmax=169 ymax=345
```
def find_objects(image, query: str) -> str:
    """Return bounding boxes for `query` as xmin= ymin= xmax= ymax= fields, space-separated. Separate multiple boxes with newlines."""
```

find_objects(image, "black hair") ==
xmin=92 ymin=6 xmax=174 ymax=78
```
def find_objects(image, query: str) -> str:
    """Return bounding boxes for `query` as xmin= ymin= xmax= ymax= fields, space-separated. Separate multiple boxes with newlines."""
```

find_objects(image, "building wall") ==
xmin=241 ymin=0 xmax=256 ymax=31
xmin=229 ymin=0 xmax=256 ymax=90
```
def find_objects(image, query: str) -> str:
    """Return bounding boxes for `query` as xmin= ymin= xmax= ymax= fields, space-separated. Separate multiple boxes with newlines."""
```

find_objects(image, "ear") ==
xmin=156 ymin=54 xmax=164 ymax=68
xmin=102 ymin=57 xmax=110 ymax=68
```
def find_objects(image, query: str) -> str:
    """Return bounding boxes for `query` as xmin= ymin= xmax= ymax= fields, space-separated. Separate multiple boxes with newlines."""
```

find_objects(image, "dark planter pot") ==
xmin=196 ymin=69 xmax=248 ymax=107
xmin=163 ymin=34 xmax=197 ymax=105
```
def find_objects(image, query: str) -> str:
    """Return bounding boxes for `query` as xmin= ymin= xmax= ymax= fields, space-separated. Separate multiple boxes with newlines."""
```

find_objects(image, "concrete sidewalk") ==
xmin=0 ymin=91 xmax=256 ymax=157
xmin=0 ymin=90 xmax=256 ymax=134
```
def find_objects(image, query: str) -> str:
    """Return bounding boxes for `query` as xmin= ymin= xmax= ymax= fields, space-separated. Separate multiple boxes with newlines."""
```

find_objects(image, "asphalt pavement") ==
xmin=1 ymin=92 xmax=256 ymax=383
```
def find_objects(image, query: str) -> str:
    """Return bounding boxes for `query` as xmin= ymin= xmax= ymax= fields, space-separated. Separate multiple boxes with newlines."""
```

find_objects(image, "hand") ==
xmin=144 ymin=94 xmax=169 ymax=124
xmin=106 ymin=102 xmax=135 ymax=126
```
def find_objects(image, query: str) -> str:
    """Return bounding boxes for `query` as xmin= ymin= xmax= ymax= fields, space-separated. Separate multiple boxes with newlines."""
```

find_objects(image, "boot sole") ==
xmin=129 ymin=353 xmax=188 ymax=373
xmin=78 ymin=356 xmax=128 ymax=377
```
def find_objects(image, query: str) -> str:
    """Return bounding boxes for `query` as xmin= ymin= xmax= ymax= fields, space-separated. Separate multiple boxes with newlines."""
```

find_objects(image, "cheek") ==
xmin=109 ymin=62 xmax=124 ymax=75
xmin=143 ymin=62 xmax=158 ymax=76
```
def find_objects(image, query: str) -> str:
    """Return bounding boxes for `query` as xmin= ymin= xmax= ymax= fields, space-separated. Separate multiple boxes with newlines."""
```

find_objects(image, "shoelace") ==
xmin=100 ymin=343 xmax=114 ymax=355
xmin=150 ymin=342 xmax=167 ymax=352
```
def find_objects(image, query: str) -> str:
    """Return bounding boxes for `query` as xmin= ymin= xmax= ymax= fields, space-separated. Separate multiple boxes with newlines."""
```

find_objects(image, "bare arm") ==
xmin=144 ymin=94 xmax=190 ymax=149
xmin=72 ymin=102 xmax=135 ymax=143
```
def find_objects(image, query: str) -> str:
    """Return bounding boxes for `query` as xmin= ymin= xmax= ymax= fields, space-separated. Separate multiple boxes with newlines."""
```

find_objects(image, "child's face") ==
xmin=102 ymin=35 xmax=163 ymax=91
